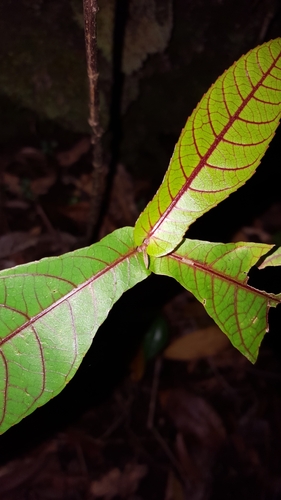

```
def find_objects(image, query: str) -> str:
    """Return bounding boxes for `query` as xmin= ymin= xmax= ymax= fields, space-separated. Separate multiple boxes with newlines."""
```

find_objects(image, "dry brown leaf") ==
xmin=175 ymin=432 xmax=200 ymax=480
xmin=59 ymin=201 xmax=90 ymax=225
xmin=2 ymin=173 xmax=22 ymax=196
xmin=3 ymin=170 xmax=56 ymax=197
xmin=62 ymin=173 xmax=93 ymax=196
xmin=4 ymin=199 xmax=30 ymax=210
xmin=30 ymin=173 xmax=56 ymax=195
xmin=160 ymin=389 xmax=226 ymax=448
xmin=0 ymin=441 xmax=57 ymax=495
xmin=15 ymin=147 xmax=46 ymax=164
xmin=90 ymin=463 xmax=147 ymax=499
xmin=56 ymin=137 xmax=91 ymax=167
xmin=160 ymin=390 xmax=226 ymax=498
xmin=164 ymin=325 xmax=231 ymax=361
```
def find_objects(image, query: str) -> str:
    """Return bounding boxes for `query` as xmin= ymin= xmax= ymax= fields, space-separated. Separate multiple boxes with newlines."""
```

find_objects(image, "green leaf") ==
xmin=150 ymin=239 xmax=280 ymax=363
xmin=0 ymin=227 xmax=150 ymax=434
xmin=134 ymin=38 xmax=281 ymax=257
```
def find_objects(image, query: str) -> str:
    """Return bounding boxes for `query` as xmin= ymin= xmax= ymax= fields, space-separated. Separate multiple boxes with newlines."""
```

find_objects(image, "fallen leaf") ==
xmin=30 ymin=173 xmax=56 ymax=195
xmin=90 ymin=463 xmax=147 ymax=499
xmin=164 ymin=325 xmax=231 ymax=361
xmin=160 ymin=390 xmax=226 ymax=499
xmin=15 ymin=147 xmax=46 ymax=164
xmin=2 ymin=172 xmax=22 ymax=196
xmin=4 ymin=199 xmax=30 ymax=210
xmin=160 ymin=389 xmax=226 ymax=448
xmin=56 ymin=137 xmax=91 ymax=167
xmin=0 ymin=441 xmax=57 ymax=495
xmin=59 ymin=201 xmax=90 ymax=225
xmin=62 ymin=173 xmax=93 ymax=196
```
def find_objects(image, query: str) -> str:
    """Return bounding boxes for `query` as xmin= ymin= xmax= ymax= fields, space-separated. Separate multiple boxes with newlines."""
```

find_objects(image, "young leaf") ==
xmin=134 ymin=38 xmax=281 ymax=257
xmin=150 ymin=239 xmax=280 ymax=362
xmin=0 ymin=227 xmax=150 ymax=434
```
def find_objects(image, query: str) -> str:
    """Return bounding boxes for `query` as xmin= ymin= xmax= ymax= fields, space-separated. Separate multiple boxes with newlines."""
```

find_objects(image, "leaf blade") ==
xmin=150 ymin=239 xmax=279 ymax=362
xmin=134 ymin=38 xmax=281 ymax=256
xmin=0 ymin=227 xmax=150 ymax=434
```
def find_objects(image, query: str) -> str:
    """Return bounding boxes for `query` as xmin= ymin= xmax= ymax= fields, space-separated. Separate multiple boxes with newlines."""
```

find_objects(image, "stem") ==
xmin=83 ymin=0 xmax=106 ymax=241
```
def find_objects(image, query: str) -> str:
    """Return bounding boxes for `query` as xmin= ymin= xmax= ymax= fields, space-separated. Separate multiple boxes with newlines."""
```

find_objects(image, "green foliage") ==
xmin=150 ymin=240 xmax=279 ymax=363
xmin=0 ymin=228 xmax=150 ymax=434
xmin=0 ymin=38 xmax=281 ymax=434
xmin=134 ymin=38 xmax=281 ymax=256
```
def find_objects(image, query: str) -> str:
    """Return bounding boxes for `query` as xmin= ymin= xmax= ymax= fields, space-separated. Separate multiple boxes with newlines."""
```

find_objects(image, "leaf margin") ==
xmin=0 ymin=226 xmax=150 ymax=434
xmin=134 ymin=38 xmax=281 ymax=257
xmin=149 ymin=238 xmax=280 ymax=362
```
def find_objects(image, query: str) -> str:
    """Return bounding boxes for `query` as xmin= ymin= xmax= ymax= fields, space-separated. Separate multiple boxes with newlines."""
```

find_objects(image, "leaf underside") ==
xmin=134 ymin=38 xmax=281 ymax=257
xmin=0 ymin=227 xmax=150 ymax=434
xmin=150 ymin=239 xmax=280 ymax=362
xmin=1 ymin=38 xmax=281 ymax=437
xmin=259 ymin=245 xmax=281 ymax=268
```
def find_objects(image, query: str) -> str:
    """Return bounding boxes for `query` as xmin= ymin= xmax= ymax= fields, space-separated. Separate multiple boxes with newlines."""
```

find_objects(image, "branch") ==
xmin=83 ymin=0 xmax=107 ymax=240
